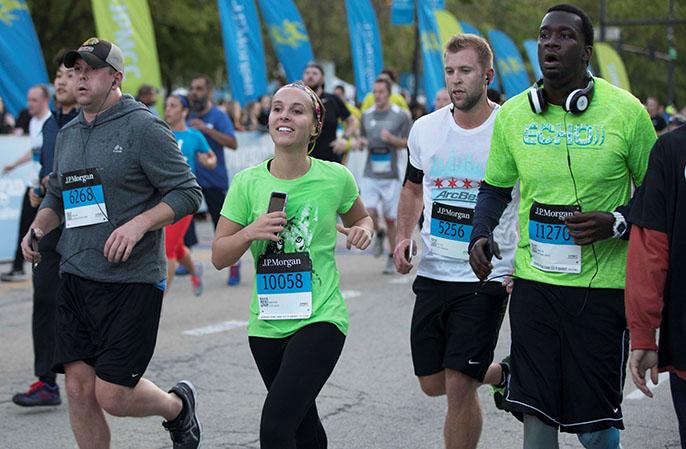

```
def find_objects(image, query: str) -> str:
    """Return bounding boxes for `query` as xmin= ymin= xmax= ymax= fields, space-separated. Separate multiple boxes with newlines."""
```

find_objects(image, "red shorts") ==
xmin=164 ymin=215 xmax=193 ymax=261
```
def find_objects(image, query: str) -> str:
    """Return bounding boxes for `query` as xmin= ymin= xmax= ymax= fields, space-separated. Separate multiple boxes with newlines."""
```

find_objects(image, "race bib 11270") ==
xmin=528 ymin=202 xmax=581 ymax=274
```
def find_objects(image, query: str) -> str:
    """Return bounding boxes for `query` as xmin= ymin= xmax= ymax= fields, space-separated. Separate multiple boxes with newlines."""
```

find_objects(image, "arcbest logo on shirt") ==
xmin=431 ymin=176 xmax=482 ymax=203
xmin=522 ymin=122 xmax=606 ymax=147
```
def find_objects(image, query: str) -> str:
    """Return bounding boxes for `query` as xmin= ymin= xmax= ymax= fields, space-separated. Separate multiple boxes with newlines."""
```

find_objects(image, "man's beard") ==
xmin=191 ymin=97 xmax=208 ymax=112
xmin=451 ymin=89 xmax=483 ymax=112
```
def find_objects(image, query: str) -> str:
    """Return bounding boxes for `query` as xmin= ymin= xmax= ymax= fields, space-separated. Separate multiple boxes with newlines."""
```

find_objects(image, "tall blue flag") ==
xmin=523 ymin=39 xmax=542 ymax=80
xmin=0 ymin=1 xmax=49 ymax=116
xmin=391 ymin=0 xmax=445 ymax=25
xmin=417 ymin=1 xmax=443 ymax=107
xmin=345 ymin=0 xmax=383 ymax=103
xmin=217 ymin=0 xmax=268 ymax=106
xmin=257 ymin=0 xmax=314 ymax=82
xmin=487 ymin=29 xmax=530 ymax=99
xmin=458 ymin=21 xmax=501 ymax=93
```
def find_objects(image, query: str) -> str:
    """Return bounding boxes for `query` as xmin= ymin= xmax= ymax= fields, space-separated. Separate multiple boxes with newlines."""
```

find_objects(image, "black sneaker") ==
xmin=163 ymin=380 xmax=202 ymax=449
xmin=491 ymin=355 xmax=511 ymax=411
xmin=1 ymin=269 xmax=27 ymax=282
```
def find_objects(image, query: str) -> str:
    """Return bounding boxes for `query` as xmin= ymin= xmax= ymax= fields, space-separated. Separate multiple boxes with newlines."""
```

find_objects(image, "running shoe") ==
xmin=190 ymin=264 xmax=204 ymax=297
xmin=164 ymin=380 xmax=202 ymax=449
xmin=175 ymin=265 xmax=190 ymax=276
xmin=383 ymin=255 xmax=395 ymax=274
xmin=492 ymin=355 xmax=511 ymax=411
xmin=227 ymin=262 xmax=241 ymax=286
xmin=12 ymin=381 xmax=61 ymax=407
xmin=1 ymin=269 xmax=27 ymax=282
xmin=373 ymin=229 xmax=385 ymax=257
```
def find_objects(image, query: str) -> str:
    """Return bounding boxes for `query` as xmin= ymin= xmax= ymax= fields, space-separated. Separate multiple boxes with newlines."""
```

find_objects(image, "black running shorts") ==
xmin=503 ymin=279 xmax=628 ymax=434
xmin=53 ymin=273 xmax=164 ymax=388
xmin=410 ymin=276 xmax=508 ymax=381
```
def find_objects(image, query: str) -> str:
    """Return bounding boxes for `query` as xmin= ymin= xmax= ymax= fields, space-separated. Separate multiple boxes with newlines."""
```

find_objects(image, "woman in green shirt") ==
xmin=212 ymin=81 xmax=373 ymax=449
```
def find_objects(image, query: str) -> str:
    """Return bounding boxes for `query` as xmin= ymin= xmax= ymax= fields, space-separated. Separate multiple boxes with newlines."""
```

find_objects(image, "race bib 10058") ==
xmin=61 ymin=168 xmax=108 ymax=229
xmin=256 ymin=252 xmax=313 ymax=320
xmin=528 ymin=202 xmax=581 ymax=274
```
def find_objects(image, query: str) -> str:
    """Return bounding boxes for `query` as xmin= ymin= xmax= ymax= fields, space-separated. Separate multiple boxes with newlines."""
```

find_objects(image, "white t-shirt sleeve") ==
xmin=408 ymin=122 xmax=422 ymax=170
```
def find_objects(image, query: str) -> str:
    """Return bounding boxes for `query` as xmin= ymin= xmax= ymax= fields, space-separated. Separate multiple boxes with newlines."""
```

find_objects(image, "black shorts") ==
xmin=410 ymin=276 xmax=508 ymax=381
xmin=53 ymin=273 xmax=164 ymax=388
xmin=503 ymin=279 xmax=628 ymax=434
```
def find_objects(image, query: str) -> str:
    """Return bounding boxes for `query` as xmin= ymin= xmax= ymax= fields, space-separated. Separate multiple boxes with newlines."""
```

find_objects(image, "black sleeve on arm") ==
xmin=615 ymin=201 xmax=634 ymax=241
xmin=621 ymin=137 xmax=668 ymax=241
xmin=403 ymin=158 xmax=423 ymax=185
xmin=469 ymin=181 xmax=513 ymax=249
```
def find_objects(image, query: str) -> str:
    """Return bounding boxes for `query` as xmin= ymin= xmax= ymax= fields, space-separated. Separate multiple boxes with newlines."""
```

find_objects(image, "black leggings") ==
xmin=249 ymin=322 xmax=346 ymax=449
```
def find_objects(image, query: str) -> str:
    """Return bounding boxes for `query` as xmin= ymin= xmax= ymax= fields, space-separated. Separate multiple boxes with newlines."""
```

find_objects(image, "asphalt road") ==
xmin=0 ymin=219 xmax=681 ymax=449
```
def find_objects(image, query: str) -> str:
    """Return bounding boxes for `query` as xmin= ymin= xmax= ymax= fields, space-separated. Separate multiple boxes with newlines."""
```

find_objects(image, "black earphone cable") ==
xmin=563 ymin=112 xmax=599 ymax=317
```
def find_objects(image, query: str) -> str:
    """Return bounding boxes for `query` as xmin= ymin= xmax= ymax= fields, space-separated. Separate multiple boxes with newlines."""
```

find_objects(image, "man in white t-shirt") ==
xmin=1 ymin=85 xmax=51 ymax=282
xmin=393 ymin=34 xmax=518 ymax=449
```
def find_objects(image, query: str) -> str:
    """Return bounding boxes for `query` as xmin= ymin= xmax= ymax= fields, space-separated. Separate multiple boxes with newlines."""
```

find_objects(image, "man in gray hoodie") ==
xmin=21 ymin=38 xmax=203 ymax=449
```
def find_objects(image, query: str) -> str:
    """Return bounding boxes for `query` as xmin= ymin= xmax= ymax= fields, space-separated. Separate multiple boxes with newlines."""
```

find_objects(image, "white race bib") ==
xmin=61 ymin=168 xmax=108 ymax=229
xmin=256 ymin=252 xmax=312 ymax=320
xmin=370 ymin=148 xmax=392 ymax=175
xmin=529 ymin=202 xmax=581 ymax=273
xmin=429 ymin=202 xmax=473 ymax=260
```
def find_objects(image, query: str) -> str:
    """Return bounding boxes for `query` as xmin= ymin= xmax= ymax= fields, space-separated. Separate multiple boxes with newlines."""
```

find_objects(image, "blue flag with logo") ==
xmin=257 ymin=0 xmax=314 ymax=82
xmin=0 ymin=1 xmax=49 ymax=116
xmin=345 ymin=0 xmax=383 ymax=103
xmin=523 ymin=39 xmax=542 ymax=80
xmin=457 ymin=21 xmax=501 ymax=93
xmin=417 ymin=1 xmax=443 ymax=108
xmin=390 ymin=0 xmax=413 ymax=25
xmin=391 ymin=0 xmax=444 ymax=25
xmin=217 ymin=0 xmax=268 ymax=106
xmin=487 ymin=29 xmax=530 ymax=99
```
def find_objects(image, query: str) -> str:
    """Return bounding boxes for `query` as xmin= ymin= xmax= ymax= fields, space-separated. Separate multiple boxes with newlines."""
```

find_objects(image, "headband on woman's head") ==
xmin=282 ymin=81 xmax=324 ymax=135
xmin=173 ymin=94 xmax=190 ymax=109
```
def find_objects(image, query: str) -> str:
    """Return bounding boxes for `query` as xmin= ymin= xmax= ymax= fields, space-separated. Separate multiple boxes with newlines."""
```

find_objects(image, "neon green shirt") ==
xmin=485 ymin=77 xmax=656 ymax=289
xmin=220 ymin=158 xmax=359 ymax=338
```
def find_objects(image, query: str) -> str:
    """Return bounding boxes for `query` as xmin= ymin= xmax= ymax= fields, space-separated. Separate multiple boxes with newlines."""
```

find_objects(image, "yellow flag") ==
xmin=91 ymin=0 xmax=163 ymax=114
xmin=595 ymin=42 xmax=631 ymax=92
xmin=434 ymin=10 xmax=463 ymax=49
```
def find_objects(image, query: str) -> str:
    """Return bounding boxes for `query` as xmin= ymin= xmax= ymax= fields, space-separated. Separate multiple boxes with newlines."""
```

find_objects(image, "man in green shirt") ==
xmin=469 ymin=4 xmax=655 ymax=449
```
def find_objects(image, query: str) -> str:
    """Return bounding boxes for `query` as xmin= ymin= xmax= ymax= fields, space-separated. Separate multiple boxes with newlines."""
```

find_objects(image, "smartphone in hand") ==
xmin=267 ymin=192 xmax=287 ymax=213
xmin=404 ymin=239 xmax=414 ymax=263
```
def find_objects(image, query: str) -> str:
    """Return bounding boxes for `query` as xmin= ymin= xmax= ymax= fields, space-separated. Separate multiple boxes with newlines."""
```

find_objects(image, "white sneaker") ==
xmin=383 ymin=256 xmax=395 ymax=274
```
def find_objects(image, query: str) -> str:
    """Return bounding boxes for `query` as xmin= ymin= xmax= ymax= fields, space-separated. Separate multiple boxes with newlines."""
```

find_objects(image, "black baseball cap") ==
xmin=64 ymin=37 xmax=125 ymax=72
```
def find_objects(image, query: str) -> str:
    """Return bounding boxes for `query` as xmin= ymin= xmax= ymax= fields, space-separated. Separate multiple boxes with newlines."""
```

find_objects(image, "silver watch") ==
xmin=612 ymin=211 xmax=627 ymax=238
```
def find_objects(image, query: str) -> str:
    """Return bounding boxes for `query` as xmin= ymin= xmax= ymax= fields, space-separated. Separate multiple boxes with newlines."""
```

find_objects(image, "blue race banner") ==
xmin=457 ymin=21 xmax=501 ymax=93
xmin=391 ymin=0 xmax=445 ymax=25
xmin=391 ymin=0 xmax=414 ymax=25
xmin=487 ymin=29 xmax=530 ymax=99
xmin=217 ymin=0 xmax=268 ymax=106
xmin=523 ymin=38 xmax=542 ymax=80
xmin=257 ymin=0 xmax=314 ymax=82
xmin=345 ymin=0 xmax=383 ymax=103
xmin=417 ymin=1 xmax=443 ymax=108
xmin=0 ymin=1 xmax=49 ymax=116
